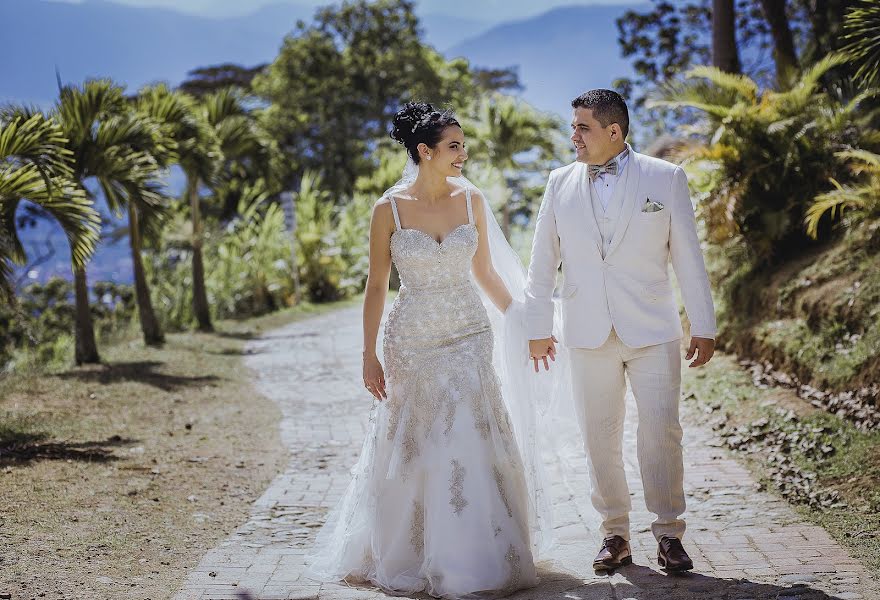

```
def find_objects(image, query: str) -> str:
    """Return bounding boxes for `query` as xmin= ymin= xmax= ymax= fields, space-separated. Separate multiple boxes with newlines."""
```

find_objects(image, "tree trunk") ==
xmin=501 ymin=202 xmax=511 ymax=241
xmin=759 ymin=0 xmax=798 ymax=86
xmin=128 ymin=202 xmax=164 ymax=346
xmin=712 ymin=0 xmax=741 ymax=74
xmin=189 ymin=177 xmax=213 ymax=332
xmin=73 ymin=264 xmax=100 ymax=365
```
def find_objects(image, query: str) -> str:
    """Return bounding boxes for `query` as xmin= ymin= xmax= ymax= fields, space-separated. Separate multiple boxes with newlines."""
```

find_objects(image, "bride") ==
xmin=305 ymin=102 xmax=558 ymax=598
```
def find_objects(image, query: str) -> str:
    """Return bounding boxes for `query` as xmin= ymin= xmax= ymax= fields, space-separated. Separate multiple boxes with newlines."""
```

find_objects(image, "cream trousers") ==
xmin=569 ymin=329 xmax=686 ymax=541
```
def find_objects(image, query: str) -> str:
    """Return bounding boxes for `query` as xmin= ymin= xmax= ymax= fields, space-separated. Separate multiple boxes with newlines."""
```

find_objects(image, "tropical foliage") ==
xmin=651 ymin=56 xmax=880 ymax=263
xmin=806 ymin=149 xmax=880 ymax=239
xmin=464 ymin=95 xmax=561 ymax=238
xmin=0 ymin=112 xmax=99 ymax=300
xmin=842 ymin=0 xmax=880 ymax=88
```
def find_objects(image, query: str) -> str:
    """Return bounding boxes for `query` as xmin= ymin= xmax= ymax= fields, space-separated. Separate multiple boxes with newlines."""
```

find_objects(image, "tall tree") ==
xmin=179 ymin=63 xmax=268 ymax=97
xmin=254 ymin=0 xmax=475 ymax=197
xmin=713 ymin=0 xmax=741 ymax=73
xmin=758 ymin=0 xmax=799 ymax=85
xmin=616 ymin=0 xmax=852 ymax=108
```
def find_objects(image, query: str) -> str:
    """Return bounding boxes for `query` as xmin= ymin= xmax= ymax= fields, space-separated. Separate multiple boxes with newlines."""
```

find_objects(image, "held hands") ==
xmin=528 ymin=336 xmax=558 ymax=372
xmin=363 ymin=352 xmax=387 ymax=401
xmin=686 ymin=337 xmax=715 ymax=368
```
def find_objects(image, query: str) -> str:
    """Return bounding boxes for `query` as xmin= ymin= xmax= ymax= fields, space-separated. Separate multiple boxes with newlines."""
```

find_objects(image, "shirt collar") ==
xmin=613 ymin=147 xmax=629 ymax=171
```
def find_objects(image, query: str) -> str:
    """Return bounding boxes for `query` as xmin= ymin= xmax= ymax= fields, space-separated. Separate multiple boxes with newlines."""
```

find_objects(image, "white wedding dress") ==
xmin=305 ymin=188 xmax=539 ymax=598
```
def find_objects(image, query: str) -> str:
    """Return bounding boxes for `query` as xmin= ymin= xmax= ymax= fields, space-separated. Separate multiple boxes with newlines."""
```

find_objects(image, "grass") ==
xmin=682 ymin=353 xmax=880 ymax=576
xmin=0 ymin=293 xmax=363 ymax=600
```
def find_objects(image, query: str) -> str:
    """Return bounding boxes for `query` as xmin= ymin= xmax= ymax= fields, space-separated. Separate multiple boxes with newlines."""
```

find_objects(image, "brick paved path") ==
xmin=174 ymin=305 xmax=878 ymax=600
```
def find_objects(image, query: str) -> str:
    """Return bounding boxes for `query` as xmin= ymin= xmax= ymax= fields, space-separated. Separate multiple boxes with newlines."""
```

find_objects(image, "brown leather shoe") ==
xmin=593 ymin=535 xmax=632 ymax=572
xmin=657 ymin=535 xmax=694 ymax=572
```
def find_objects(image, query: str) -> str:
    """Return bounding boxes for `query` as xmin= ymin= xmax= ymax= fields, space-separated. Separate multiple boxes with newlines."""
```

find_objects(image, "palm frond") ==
xmin=841 ymin=0 xmax=880 ymax=87
xmin=685 ymin=66 xmax=759 ymax=101
xmin=648 ymin=76 xmax=741 ymax=118
xmin=805 ymin=178 xmax=867 ymax=238
xmin=835 ymin=148 xmax=880 ymax=168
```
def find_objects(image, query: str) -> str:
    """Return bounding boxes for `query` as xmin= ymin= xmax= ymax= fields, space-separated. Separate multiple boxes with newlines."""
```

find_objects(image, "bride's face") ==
xmin=422 ymin=126 xmax=468 ymax=176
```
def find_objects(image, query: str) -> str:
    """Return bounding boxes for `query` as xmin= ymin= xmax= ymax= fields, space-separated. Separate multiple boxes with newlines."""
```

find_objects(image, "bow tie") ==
xmin=588 ymin=151 xmax=628 ymax=182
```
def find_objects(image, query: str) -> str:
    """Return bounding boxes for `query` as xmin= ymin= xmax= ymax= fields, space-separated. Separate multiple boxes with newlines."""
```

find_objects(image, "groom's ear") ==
xmin=609 ymin=123 xmax=623 ymax=141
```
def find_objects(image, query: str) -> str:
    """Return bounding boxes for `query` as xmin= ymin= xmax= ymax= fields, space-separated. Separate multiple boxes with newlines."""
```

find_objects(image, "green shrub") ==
xmin=653 ymin=56 xmax=880 ymax=265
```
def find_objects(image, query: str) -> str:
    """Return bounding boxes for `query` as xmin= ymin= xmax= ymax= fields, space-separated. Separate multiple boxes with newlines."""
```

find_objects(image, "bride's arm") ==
xmin=362 ymin=199 xmax=394 ymax=400
xmin=470 ymin=191 xmax=513 ymax=314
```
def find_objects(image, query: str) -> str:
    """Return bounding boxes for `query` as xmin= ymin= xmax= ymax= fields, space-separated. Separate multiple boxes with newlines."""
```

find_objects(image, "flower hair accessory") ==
xmin=410 ymin=112 xmax=436 ymax=133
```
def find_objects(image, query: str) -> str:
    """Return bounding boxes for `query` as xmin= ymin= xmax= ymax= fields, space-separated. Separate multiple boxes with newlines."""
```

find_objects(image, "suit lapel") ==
xmin=605 ymin=145 xmax=642 ymax=258
xmin=574 ymin=162 xmax=603 ymax=254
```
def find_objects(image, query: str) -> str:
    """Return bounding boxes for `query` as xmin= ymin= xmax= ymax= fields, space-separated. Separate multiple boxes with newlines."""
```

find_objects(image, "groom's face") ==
xmin=571 ymin=107 xmax=619 ymax=164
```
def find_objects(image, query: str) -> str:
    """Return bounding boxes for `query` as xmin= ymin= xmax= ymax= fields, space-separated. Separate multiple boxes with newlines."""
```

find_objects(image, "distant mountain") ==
xmin=0 ymin=0 xmax=300 ymax=105
xmin=419 ymin=13 xmax=492 ymax=52
xmin=448 ymin=3 xmax=645 ymax=116
xmin=0 ymin=0 xmax=491 ymax=107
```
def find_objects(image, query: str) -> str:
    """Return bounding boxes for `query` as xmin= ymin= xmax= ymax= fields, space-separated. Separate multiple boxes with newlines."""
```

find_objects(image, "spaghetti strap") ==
xmin=388 ymin=196 xmax=402 ymax=230
xmin=465 ymin=187 xmax=474 ymax=225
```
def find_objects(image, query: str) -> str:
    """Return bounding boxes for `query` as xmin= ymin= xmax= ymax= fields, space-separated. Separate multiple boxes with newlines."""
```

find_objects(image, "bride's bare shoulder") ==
xmin=371 ymin=196 xmax=395 ymax=224
xmin=468 ymin=188 xmax=486 ymax=211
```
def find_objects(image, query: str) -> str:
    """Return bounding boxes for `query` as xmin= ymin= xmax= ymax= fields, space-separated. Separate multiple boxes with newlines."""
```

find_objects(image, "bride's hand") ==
xmin=363 ymin=353 xmax=387 ymax=401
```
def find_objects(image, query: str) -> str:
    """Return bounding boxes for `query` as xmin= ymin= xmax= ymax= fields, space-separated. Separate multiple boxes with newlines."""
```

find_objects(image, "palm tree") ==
xmin=191 ymin=87 xmax=271 ymax=328
xmin=202 ymin=87 xmax=275 ymax=219
xmin=132 ymin=85 xmax=220 ymax=332
xmin=55 ymin=79 xmax=166 ymax=363
xmin=167 ymin=89 xmax=220 ymax=332
xmin=467 ymin=95 xmax=559 ymax=239
xmin=129 ymin=84 xmax=206 ymax=346
xmin=0 ymin=111 xmax=100 ymax=302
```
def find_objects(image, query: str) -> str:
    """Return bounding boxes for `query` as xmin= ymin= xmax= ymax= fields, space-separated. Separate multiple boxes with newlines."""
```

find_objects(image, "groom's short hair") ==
xmin=572 ymin=90 xmax=629 ymax=139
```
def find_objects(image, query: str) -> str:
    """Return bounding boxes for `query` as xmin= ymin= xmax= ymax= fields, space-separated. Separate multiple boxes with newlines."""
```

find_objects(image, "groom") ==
xmin=525 ymin=90 xmax=716 ymax=573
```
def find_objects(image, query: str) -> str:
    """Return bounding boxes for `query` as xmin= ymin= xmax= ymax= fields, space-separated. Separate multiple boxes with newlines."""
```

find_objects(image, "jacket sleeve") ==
xmin=525 ymin=172 xmax=562 ymax=340
xmin=669 ymin=166 xmax=716 ymax=339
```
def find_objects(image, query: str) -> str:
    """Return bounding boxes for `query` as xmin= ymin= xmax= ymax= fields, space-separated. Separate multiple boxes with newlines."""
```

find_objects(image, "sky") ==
xmin=48 ymin=0 xmax=637 ymax=21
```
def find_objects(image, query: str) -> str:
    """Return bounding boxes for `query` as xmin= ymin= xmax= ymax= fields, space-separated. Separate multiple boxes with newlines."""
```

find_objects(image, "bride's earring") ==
xmin=426 ymin=155 xmax=432 ymax=161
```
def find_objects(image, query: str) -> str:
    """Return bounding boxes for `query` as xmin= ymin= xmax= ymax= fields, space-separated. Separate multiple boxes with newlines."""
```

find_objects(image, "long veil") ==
xmin=383 ymin=158 xmax=574 ymax=558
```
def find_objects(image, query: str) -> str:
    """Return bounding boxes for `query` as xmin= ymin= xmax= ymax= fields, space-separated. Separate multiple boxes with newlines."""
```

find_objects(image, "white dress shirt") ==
xmin=591 ymin=148 xmax=630 ymax=211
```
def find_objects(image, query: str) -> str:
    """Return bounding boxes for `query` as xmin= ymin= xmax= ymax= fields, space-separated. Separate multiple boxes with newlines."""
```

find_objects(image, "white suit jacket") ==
xmin=525 ymin=146 xmax=716 ymax=349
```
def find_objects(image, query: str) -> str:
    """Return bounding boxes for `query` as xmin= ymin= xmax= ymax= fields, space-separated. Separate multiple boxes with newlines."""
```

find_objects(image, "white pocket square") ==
xmin=642 ymin=198 xmax=665 ymax=213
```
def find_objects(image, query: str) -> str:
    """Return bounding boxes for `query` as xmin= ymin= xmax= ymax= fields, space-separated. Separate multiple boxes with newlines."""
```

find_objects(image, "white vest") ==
xmin=589 ymin=163 xmax=629 ymax=258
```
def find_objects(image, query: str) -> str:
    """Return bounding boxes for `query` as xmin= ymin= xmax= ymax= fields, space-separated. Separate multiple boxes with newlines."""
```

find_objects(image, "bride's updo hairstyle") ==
xmin=390 ymin=102 xmax=461 ymax=165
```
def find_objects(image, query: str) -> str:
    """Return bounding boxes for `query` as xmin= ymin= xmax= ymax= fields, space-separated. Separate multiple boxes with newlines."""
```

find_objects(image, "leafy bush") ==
xmin=0 ymin=277 xmax=135 ymax=371
xmin=209 ymin=183 xmax=294 ymax=316
xmin=653 ymin=56 xmax=880 ymax=265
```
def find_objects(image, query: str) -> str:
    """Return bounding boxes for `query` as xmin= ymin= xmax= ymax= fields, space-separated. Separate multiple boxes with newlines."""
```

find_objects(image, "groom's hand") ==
xmin=686 ymin=337 xmax=715 ymax=368
xmin=528 ymin=336 xmax=558 ymax=372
